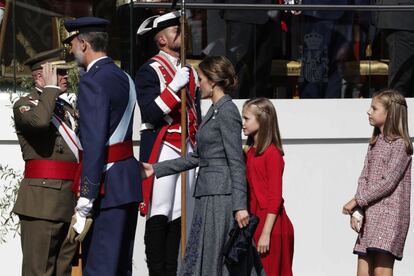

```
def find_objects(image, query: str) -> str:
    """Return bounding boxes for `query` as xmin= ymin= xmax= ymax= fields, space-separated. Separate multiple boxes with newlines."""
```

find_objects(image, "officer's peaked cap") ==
xmin=137 ymin=11 xmax=180 ymax=36
xmin=24 ymin=48 xmax=70 ymax=71
xmin=63 ymin=16 xmax=109 ymax=44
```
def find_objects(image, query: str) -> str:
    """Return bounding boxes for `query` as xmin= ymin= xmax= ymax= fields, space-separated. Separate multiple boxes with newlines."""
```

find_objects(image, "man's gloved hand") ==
xmin=168 ymin=66 xmax=190 ymax=92
xmin=76 ymin=197 xmax=94 ymax=217
xmin=67 ymin=213 xmax=93 ymax=243
xmin=66 ymin=197 xmax=94 ymax=243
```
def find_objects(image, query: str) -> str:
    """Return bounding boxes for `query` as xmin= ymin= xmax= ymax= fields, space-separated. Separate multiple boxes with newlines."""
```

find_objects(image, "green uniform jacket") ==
xmin=12 ymin=87 xmax=77 ymax=223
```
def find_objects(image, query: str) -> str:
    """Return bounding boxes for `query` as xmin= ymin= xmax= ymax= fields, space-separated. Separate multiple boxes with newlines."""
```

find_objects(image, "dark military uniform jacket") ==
xmin=12 ymin=87 xmax=77 ymax=223
xmin=374 ymin=0 xmax=414 ymax=31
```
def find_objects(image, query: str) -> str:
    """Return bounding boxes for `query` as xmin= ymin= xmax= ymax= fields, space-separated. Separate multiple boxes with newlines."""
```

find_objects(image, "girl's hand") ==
xmin=342 ymin=198 xmax=357 ymax=215
xmin=350 ymin=216 xmax=361 ymax=233
xmin=235 ymin=210 xmax=249 ymax=228
xmin=350 ymin=208 xmax=364 ymax=233
xmin=257 ymin=232 xmax=271 ymax=254
xmin=140 ymin=162 xmax=154 ymax=179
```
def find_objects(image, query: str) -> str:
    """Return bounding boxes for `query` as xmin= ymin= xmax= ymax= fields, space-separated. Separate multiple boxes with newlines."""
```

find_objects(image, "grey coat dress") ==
xmin=153 ymin=95 xmax=247 ymax=276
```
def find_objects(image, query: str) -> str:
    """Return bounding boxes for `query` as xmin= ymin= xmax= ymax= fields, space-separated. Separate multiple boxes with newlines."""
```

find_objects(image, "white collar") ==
xmin=87 ymin=56 xmax=108 ymax=72
xmin=159 ymin=51 xmax=180 ymax=69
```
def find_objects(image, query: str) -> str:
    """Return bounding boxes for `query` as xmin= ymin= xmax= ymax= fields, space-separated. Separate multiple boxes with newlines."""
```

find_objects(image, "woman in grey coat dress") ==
xmin=142 ymin=56 xmax=250 ymax=276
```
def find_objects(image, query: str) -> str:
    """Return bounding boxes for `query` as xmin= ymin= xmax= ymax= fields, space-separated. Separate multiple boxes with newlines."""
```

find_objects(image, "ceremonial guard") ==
xmin=135 ymin=11 xmax=201 ymax=276
xmin=13 ymin=48 xmax=79 ymax=276
xmin=63 ymin=17 xmax=142 ymax=276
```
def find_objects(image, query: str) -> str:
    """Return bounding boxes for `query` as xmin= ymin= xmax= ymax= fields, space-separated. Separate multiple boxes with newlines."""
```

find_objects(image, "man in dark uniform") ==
xmin=13 ymin=48 xmax=79 ymax=276
xmin=135 ymin=11 xmax=201 ymax=276
xmin=298 ymin=0 xmax=354 ymax=98
xmin=223 ymin=0 xmax=282 ymax=99
xmin=374 ymin=0 xmax=414 ymax=97
xmin=63 ymin=17 xmax=142 ymax=276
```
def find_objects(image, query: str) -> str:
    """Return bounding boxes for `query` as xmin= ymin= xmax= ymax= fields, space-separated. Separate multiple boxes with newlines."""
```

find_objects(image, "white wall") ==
xmin=1 ymin=94 xmax=413 ymax=275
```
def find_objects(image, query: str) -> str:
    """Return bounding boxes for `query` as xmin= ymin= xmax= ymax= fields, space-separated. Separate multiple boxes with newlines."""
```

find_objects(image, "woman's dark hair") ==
xmin=198 ymin=56 xmax=238 ymax=94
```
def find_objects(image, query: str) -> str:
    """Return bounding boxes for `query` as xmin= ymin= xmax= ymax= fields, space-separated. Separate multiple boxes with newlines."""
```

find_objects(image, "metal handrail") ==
xmin=116 ymin=1 xmax=414 ymax=11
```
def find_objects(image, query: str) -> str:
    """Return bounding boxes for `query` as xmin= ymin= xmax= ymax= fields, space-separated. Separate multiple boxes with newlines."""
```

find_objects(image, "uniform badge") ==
xmin=299 ymin=32 xmax=328 ymax=83
xmin=19 ymin=106 xmax=31 ymax=113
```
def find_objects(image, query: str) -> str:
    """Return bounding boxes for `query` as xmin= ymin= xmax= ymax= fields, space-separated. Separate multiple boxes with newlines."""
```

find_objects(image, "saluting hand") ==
xmin=41 ymin=62 xmax=58 ymax=87
xmin=141 ymin=162 xmax=154 ymax=179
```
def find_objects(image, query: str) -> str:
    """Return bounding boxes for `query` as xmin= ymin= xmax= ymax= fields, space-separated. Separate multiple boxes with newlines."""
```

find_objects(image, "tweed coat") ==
xmin=153 ymin=94 xmax=247 ymax=275
xmin=354 ymin=135 xmax=412 ymax=260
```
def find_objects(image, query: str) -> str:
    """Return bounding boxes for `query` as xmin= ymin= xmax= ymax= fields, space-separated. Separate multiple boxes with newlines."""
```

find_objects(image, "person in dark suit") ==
xmin=298 ymin=0 xmax=354 ymax=98
xmin=13 ymin=48 xmax=78 ymax=276
xmin=135 ymin=11 xmax=201 ymax=276
xmin=63 ymin=17 xmax=142 ymax=276
xmin=142 ymin=56 xmax=249 ymax=275
xmin=374 ymin=0 xmax=414 ymax=97
xmin=222 ymin=0 xmax=282 ymax=99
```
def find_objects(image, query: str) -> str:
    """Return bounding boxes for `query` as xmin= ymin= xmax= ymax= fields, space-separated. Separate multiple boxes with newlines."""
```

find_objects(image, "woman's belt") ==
xmin=199 ymin=158 xmax=228 ymax=167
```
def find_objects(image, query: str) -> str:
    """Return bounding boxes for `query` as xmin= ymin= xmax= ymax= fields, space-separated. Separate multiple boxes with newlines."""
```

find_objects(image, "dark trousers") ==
xmin=300 ymin=14 xmax=353 ymax=98
xmin=144 ymin=215 xmax=181 ymax=276
xmin=226 ymin=19 xmax=278 ymax=99
xmin=385 ymin=29 xmax=414 ymax=97
xmin=20 ymin=216 xmax=77 ymax=276
xmin=82 ymin=203 xmax=138 ymax=276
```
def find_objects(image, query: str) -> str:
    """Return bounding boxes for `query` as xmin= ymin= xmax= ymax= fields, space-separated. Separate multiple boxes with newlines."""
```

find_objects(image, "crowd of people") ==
xmin=10 ymin=7 xmax=412 ymax=276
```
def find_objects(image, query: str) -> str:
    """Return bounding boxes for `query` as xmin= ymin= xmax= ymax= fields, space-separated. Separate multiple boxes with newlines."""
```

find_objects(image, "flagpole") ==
xmin=179 ymin=0 xmax=188 ymax=258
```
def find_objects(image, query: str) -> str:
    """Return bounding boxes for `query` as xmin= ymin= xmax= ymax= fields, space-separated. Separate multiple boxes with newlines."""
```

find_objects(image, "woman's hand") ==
xmin=140 ymin=162 xmax=154 ymax=179
xmin=257 ymin=232 xmax=271 ymax=254
xmin=342 ymin=198 xmax=357 ymax=215
xmin=235 ymin=209 xmax=249 ymax=228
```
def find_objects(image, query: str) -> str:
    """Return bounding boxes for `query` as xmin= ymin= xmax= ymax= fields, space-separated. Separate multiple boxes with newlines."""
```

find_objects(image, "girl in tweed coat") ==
xmin=343 ymin=90 xmax=412 ymax=276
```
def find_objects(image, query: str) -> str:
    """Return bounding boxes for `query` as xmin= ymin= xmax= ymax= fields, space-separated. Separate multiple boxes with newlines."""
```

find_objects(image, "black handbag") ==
xmin=223 ymin=215 xmax=263 ymax=275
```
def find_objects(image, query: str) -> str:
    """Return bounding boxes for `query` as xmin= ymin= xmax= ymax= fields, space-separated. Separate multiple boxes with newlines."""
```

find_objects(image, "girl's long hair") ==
xmin=371 ymin=90 xmax=413 ymax=155
xmin=243 ymin=98 xmax=284 ymax=156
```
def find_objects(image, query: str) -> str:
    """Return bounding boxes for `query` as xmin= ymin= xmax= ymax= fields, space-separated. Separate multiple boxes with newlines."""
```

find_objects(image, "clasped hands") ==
xmin=342 ymin=198 xmax=364 ymax=233
xmin=67 ymin=197 xmax=94 ymax=243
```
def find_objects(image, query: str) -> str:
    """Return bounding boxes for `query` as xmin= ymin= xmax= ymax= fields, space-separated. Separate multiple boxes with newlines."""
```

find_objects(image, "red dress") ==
xmin=246 ymin=145 xmax=294 ymax=276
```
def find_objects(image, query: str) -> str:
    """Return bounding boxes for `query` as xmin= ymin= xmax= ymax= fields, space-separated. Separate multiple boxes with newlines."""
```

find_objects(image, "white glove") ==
xmin=75 ymin=197 xmax=94 ymax=217
xmin=168 ymin=66 xmax=190 ymax=92
xmin=352 ymin=209 xmax=364 ymax=232
xmin=73 ymin=212 xmax=87 ymax=234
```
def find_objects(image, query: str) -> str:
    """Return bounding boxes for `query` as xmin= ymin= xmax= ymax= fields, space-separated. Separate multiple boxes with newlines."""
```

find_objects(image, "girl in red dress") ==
xmin=242 ymin=98 xmax=294 ymax=276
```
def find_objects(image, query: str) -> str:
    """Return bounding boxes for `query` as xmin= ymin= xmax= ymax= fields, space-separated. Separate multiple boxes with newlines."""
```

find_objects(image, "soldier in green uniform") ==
xmin=12 ymin=48 xmax=80 ymax=276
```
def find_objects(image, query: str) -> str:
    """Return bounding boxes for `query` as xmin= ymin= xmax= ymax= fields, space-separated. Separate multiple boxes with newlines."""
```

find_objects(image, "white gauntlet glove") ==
xmin=73 ymin=197 xmax=94 ymax=233
xmin=67 ymin=197 xmax=94 ymax=243
xmin=168 ymin=66 xmax=190 ymax=92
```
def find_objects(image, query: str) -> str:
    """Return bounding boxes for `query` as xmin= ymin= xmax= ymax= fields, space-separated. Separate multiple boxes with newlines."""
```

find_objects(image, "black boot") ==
xmin=144 ymin=215 xmax=168 ymax=276
xmin=164 ymin=217 xmax=181 ymax=276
